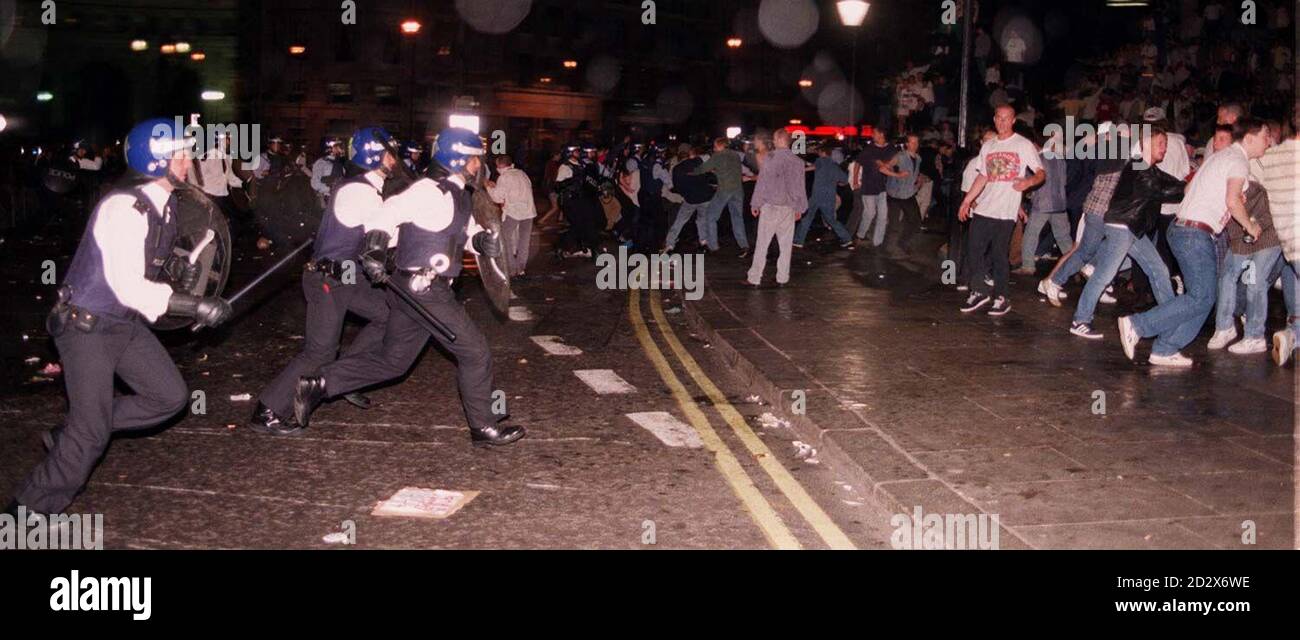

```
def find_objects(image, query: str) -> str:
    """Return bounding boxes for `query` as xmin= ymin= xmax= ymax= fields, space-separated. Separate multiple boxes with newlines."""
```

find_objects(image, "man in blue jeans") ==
xmin=1039 ymin=144 xmax=1129 ymax=307
xmin=1119 ymin=120 xmax=1270 ymax=366
xmin=855 ymin=128 xmax=896 ymax=247
xmin=1069 ymin=129 xmax=1185 ymax=339
xmin=794 ymin=146 xmax=854 ymax=249
xmin=693 ymin=138 xmax=750 ymax=257
xmin=1207 ymin=181 xmax=1282 ymax=354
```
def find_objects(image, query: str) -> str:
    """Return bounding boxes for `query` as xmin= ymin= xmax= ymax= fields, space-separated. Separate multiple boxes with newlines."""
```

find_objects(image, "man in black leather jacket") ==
xmin=1067 ymin=128 xmax=1187 ymax=339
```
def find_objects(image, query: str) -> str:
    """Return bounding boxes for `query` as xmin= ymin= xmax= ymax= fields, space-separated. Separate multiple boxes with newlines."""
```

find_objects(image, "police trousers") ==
xmin=257 ymin=270 xmax=390 ymax=417
xmin=17 ymin=313 xmax=187 ymax=513
xmin=318 ymin=275 xmax=498 ymax=430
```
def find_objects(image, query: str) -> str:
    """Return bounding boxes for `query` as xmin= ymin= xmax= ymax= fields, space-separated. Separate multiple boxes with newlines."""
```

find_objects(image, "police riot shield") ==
xmin=252 ymin=168 xmax=323 ymax=248
xmin=154 ymin=183 xmax=234 ymax=330
xmin=469 ymin=180 xmax=512 ymax=318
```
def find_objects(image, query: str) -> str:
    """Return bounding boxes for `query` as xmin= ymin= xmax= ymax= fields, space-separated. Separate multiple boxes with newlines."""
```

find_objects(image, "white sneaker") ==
xmin=1149 ymin=352 xmax=1193 ymax=367
xmin=1206 ymin=328 xmax=1238 ymax=350
xmin=1098 ymin=286 xmax=1117 ymax=305
xmin=1228 ymin=337 xmax=1267 ymax=354
xmin=1272 ymin=331 xmax=1294 ymax=366
xmin=1081 ymin=263 xmax=1095 ymax=279
xmin=1118 ymin=315 xmax=1139 ymax=361
xmin=1038 ymin=278 xmax=1066 ymax=308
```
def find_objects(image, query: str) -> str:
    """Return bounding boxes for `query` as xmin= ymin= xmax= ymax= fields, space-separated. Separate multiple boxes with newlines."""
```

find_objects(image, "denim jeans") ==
xmin=795 ymin=194 xmax=851 ymax=244
xmin=1073 ymin=225 xmax=1172 ymax=325
xmin=663 ymin=201 xmax=710 ymax=250
xmin=1130 ymin=225 xmax=1218 ymax=357
xmin=704 ymin=189 xmax=747 ymax=250
xmin=1214 ymin=246 xmax=1284 ymax=339
xmin=1050 ymin=213 xmax=1106 ymax=286
xmin=857 ymin=192 xmax=888 ymax=246
xmin=1281 ymin=261 xmax=1299 ymax=349
xmin=1021 ymin=210 xmax=1073 ymax=269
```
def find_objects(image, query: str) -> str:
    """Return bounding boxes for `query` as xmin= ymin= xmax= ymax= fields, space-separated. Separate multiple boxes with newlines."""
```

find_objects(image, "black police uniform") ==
xmin=555 ymin=158 xmax=602 ymax=254
xmin=253 ymin=173 xmax=390 ymax=425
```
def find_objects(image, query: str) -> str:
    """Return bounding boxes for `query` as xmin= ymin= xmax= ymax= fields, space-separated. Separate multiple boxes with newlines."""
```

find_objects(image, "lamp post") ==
xmin=401 ymin=19 xmax=422 ymax=138
xmin=836 ymin=1 xmax=869 ymax=134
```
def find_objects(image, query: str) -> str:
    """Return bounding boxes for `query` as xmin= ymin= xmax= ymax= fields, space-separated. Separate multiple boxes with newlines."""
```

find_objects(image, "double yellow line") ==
xmin=628 ymin=290 xmax=856 ymax=550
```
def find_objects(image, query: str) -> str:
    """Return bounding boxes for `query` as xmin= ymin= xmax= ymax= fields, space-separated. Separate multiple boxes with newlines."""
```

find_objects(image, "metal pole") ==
xmin=958 ymin=0 xmax=973 ymax=149
xmin=850 ymin=28 xmax=858 ymax=132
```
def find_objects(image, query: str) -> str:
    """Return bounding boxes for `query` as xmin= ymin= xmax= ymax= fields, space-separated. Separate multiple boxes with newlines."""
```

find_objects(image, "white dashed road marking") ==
xmin=530 ymin=335 xmax=583 ymax=356
xmin=625 ymin=411 xmax=703 ymax=448
xmin=574 ymin=369 xmax=637 ymax=395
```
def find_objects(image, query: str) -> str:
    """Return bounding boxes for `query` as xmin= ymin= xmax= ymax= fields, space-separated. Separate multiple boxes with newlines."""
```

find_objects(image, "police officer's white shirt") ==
xmin=310 ymin=157 xmax=339 ymax=196
xmin=94 ymin=182 xmax=177 ymax=322
xmin=486 ymin=167 xmax=537 ymax=220
xmin=1177 ymin=142 xmax=1250 ymax=234
xmin=372 ymin=173 xmax=485 ymax=257
xmin=190 ymin=150 xmax=243 ymax=197
xmin=555 ymin=162 xmax=576 ymax=182
xmin=330 ymin=170 xmax=386 ymax=229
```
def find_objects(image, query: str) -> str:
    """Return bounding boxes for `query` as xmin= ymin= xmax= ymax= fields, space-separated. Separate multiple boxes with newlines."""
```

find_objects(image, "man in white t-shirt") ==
xmin=1118 ymin=120 xmax=1270 ymax=367
xmin=956 ymin=105 xmax=1045 ymax=315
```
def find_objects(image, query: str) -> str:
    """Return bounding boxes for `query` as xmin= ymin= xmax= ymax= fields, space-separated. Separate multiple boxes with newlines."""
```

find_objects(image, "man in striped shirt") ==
xmin=1262 ymin=119 xmax=1299 ymax=365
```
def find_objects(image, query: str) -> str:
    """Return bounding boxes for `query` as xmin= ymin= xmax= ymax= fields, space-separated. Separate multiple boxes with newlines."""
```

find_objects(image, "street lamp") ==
xmin=726 ymin=37 xmax=743 ymax=48
xmin=201 ymin=90 xmax=225 ymax=101
xmin=160 ymin=43 xmax=176 ymax=54
xmin=401 ymin=19 xmax=422 ymax=35
xmin=563 ymin=60 xmax=578 ymax=69
xmin=288 ymin=45 xmax=306 ymax=55
xmin=726 ymin=126 xmax=742 ymax=139
xmin=36 ymin=91 xmax=53 ymax=102
xmin=130 ymin=39 xmax=148 ymax=52
xmin=174 ymin=41 xmax=192 ymax=53
xmin=837 ymin=1 xmax=870 ymax=131
xmin=449 ymin=114 xmax=480 ymax=134
xmin=836 ymin=1 xmax=870 ymax=26
xmin=401 ymin=20 xmax=421 ymax=138
xmin=190 ymin=52 xmax=206 ymax=61
xmin=798 ymin=78 xmax=813 ymax=88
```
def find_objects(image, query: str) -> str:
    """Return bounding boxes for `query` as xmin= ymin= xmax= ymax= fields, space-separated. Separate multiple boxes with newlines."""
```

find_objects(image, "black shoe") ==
xmin=960 ymin=293 xmax=991 ymax=313
xmin=248 ymin=403 xmax=304 ymax=436
xmin=343 ymin=392 xmax=372 ymax=410
xmin=470 ymin=424 xmax=526 ymax=446
xmin=293 ymin=376 xmax=328 ymax=429
xmin=987 ymin=296 xmax=1011 ymax=316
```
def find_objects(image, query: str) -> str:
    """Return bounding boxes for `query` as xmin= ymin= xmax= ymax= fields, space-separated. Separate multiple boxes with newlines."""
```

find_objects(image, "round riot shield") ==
xmin=154 ymin=183 xmax=234 ymax=330
xmin=252 ymin=172 xmax=323 ymax=248
xmin=42 ymin=166 xmax=78 ymax=194
xmin=468 ymin=182 xmax=512 ymax=318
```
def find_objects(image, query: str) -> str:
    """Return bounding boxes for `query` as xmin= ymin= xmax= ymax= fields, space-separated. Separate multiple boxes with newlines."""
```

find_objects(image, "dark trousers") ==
xmin=968 ymin=215 xmax=1016 ymax=298
xmin=320 ymin=275 xmax=497 ymax=430
xmin=256 ymin=271 xmax=390 ymax=416
xmin=886 ymin=196 xmax=921 ymax=256
xmin=949 ymin=218 xmax=971 ymax=285
xmin=17 ymin=315 xmax=187 ymax=513
xmin=560 ymin=196 xmax=602 ymax=252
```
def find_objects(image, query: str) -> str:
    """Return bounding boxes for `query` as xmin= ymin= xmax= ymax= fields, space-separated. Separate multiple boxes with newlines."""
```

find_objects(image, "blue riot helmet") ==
xmin=124 ymin=117 xmax=195 ymax=178
xmin=348 ymin=126 xmax=397 ymax=170
xmin=432 ymin=127 xmax=485 ymax=173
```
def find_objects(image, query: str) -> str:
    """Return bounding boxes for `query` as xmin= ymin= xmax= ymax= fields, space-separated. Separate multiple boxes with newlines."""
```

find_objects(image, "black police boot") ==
xmin=293 ymin=376 xmax=328 ymax=429
xmin=342 ymin=392 xmax=372 ymax=410
xmin=248 ymin=403 xmax=303 ymax=436
xmin=469 ymin=424 xmax=526 ymax=446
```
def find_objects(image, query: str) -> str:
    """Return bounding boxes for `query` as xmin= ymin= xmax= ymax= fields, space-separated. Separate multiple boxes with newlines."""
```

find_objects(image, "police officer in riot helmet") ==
xmin=292 ymin=127 xmax=525 ymax=446
xmin=310 ymin=137 xmax=346 ymax=204
xmin=250 ymin=127 xmax=398 ymax=436
xmin=4 ymin=118 xmax=231 ymax=518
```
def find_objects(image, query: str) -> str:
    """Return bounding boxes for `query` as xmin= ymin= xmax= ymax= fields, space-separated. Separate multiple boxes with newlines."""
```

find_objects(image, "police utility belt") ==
xmin=49 ymin=287 xmax=106 ymax=333
xmin=304 ymin=258 xmax=350 ymax=280
xmin=395 ymin=268 xmax=453 ymax=294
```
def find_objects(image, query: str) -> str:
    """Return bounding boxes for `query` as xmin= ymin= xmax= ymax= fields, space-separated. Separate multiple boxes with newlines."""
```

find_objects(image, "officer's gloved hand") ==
xmin=178 ymin=262 xmax=202 ymax=293
xmin=472 ymin=231 xmax=501 ymax=258
xmin=360 ymin=230 xmax=392 ymax=284
xmin=167 ymin=293 xmax=232 ymax=329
